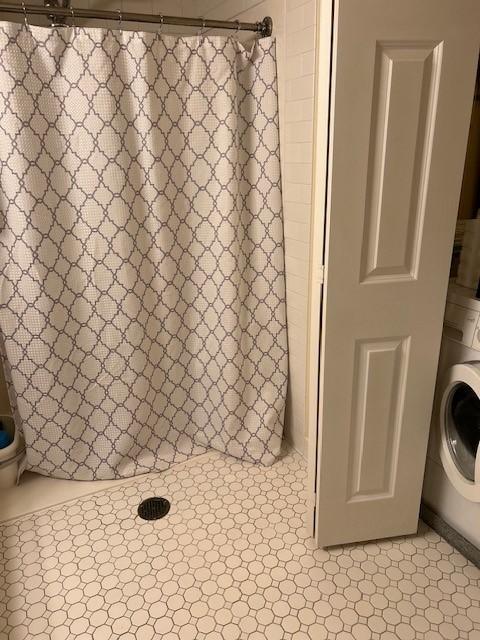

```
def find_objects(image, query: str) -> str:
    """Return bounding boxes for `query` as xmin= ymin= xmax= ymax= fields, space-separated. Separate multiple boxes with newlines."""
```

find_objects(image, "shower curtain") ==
xmin=0 ymin=23 xmax=287 ymax=479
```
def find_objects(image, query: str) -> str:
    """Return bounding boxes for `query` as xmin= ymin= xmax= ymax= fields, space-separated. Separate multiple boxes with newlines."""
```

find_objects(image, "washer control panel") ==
xmin=444 ymin=302 xmax=480 ymax=348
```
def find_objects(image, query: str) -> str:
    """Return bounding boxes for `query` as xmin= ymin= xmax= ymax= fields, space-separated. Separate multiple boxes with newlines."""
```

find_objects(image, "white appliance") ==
xmin=424 ymin=283 xmax=480 ymax=547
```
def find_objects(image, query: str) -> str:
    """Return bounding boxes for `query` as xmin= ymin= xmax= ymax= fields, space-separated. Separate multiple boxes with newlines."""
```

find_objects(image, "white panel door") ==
xmin=314 ymin=0 xmax=480 ymax=546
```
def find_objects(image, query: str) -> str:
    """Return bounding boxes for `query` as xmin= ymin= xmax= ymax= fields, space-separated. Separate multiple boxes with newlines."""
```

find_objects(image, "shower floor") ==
xmin=1 ymin=447 xmax=479 ymax=640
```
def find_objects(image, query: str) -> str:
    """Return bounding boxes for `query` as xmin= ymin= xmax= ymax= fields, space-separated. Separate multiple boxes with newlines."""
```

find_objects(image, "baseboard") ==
xmin=420 ymin=502 xmax=480 ymax=569
xmin=282 ymin=432 xmax=307 ymax=459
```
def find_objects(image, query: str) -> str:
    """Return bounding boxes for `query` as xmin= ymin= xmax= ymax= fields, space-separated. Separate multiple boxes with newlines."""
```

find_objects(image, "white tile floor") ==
xmin=1 ymin=447 xmax=479 ymax=640
xmin=0 ymin=470 xmax=134 ymax=523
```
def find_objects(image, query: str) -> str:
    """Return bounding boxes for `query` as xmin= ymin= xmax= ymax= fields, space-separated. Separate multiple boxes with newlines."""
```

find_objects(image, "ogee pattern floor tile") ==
xmin=1 ymin=448 xmax=479 ymax=640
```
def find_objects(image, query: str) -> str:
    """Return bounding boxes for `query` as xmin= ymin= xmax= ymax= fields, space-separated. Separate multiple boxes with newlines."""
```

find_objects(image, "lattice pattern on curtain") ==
xmin=0 ymin=23 xmax=287 ymax=479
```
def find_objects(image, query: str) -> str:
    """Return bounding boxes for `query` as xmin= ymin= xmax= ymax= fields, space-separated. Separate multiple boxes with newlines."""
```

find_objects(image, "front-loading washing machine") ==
xmin=423 ymin=283 xmax=480 ymax=547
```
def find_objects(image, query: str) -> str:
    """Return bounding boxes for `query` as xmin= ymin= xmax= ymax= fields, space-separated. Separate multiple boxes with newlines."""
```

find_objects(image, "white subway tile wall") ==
xmin=0 ymin=0 xmax=316 ymax=456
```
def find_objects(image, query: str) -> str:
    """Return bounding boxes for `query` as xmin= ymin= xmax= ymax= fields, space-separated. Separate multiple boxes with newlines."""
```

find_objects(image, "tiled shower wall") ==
xmin=283 ymin=1 xmax=316 ymax=457
xmin=0 ymin=0 xmax=317 ymax=457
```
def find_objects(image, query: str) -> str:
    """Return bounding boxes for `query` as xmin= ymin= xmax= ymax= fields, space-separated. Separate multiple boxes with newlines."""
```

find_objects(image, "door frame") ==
xmin=305 ymin=0 xmax=334 ymax=540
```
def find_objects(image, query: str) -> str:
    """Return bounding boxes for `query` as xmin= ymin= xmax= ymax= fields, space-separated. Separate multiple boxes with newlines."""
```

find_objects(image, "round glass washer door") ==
xmin=445 ymin=381 xmax=480 ymax=482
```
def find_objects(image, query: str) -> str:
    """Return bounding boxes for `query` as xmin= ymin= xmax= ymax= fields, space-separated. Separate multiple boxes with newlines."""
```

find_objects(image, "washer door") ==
xmin=439 ymin=363 xmax=480 ymax=502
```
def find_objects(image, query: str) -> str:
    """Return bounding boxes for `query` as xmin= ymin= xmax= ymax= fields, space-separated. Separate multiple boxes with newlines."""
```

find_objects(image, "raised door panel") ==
xmin=347 ymin=337 xmax=409 ymax=501
xmin=361 ymin=42 xmax=442 ymax=282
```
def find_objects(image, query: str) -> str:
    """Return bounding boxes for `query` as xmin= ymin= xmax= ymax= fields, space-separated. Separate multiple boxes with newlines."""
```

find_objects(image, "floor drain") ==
xmin=137 ymin=497 xmax=171 ymax=521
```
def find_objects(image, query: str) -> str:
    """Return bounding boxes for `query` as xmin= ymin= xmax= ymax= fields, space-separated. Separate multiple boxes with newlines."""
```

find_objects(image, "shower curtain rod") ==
xmin=0 ymin=2 xmax=273 ymax=37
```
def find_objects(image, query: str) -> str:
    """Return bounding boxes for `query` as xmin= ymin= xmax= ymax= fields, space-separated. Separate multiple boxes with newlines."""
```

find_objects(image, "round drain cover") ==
xmin=137 ymin=497 xmax=171 ymax=521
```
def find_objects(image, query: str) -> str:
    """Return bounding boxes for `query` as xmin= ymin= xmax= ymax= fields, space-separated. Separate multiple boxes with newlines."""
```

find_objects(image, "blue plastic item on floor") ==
xmin=0 ymin=430 xmax=12 ymax=448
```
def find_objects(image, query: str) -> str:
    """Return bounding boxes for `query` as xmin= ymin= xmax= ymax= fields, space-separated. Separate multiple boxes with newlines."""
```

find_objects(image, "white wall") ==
xmin=283 ymin=1 xmax=316 ymax=456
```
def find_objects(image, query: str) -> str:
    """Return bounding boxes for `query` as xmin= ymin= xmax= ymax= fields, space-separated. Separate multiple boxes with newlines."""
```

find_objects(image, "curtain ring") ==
xmin=21 ymin=1 xmax=28 ymax=28
xmin=235 ymin=19 xmax=240 ymax=34
xmin=70 ymin=7 xmax=75 ymax=30
xmin=117 ymin=9 xmax=122 ymax=32
xmin=198 ymin=18 xmax=206 ymax=38
xmin=158 ymin=14 xmax=164 ymax=34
